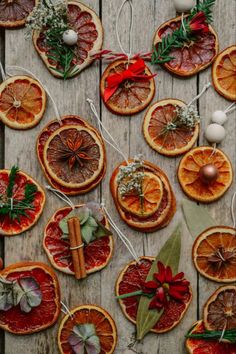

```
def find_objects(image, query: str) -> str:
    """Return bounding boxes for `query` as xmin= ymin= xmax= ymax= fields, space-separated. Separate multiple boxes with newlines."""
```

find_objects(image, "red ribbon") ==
xmin=103 ymin=59 xmax=156 ymax=102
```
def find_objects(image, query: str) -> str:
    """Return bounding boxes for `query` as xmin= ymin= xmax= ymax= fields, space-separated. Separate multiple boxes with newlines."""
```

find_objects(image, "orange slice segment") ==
xmin=212 ymin=45 xmax=236 ymax=101
xmin=178 ymin=147 xmax=233 ymax=203
xmin=193 ymin=226 xmax=236 ymax=283
xmin=43 ymin=124 xmax=105 ymax=189
xmin=143 ymin=99 xmax=199 ymax=156
xmin=203 ymin=285 xmax=236 ymax=334
xmin=117 ymin=171 xmax=163 ymax=217
xmin=100 ymin=59 xmax=155 ymax=116
xmin=0 ymin=0 xmax=36 ymax=28
xmin=0 ymin=76 xmax=46 ymax=130
xmin=58 ymin=305 xmax=117 ymax=354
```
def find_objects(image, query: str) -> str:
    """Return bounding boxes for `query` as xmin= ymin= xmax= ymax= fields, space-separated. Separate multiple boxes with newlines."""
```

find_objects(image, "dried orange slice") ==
xmin=116 ymin=257 xmax=192 ymax=334
xmin=42 ymin=123 xmax=106 ymax=192
xmin=33 ymin=1 xmax=103 ymax=78
xmin=178 ymin=147 xmax=233 ymax=203
xmin=43 ymin=205 xmax=114 ymax=276
xmin=192 ymin=226 xmax=236 ymax=283
xmin=0 ymin=76 xmax=46 ymax=130
xmin=58 ymin=305 xmax=117 ymax=354
xmin=110 ymin=160 xmax=176 ymax=232
xmin=100 ymin=59 xmax=155 ymax=115
xmin=153 ymin=16 xmax=219 ymax=77
xmin=203 ymin=285 xmax=236 ymax=334
xmin=117 ymin=171 xmax=163 ymax=218
xmin=185 ymin=320 xmax=236 ymax=353
xmin=0 ymin=0 xmax=36 ymax=28
xmin=143 ymin=99 xmax=199 ymax=156
xmin=212 ymin=45 xmax=236 ymax=101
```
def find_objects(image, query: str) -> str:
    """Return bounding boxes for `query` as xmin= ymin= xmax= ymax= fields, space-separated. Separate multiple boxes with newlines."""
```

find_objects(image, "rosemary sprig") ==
xmin=186 ymin=328 xmax=236 ymax=343
xmin=152 ymin=0 xmax=216 ymax=65
xmin=6 ymin=166 xmax=19 ymax=198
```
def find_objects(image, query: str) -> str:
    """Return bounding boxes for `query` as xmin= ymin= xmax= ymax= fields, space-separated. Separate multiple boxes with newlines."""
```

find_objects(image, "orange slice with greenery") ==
xmin=0 ymin=76 xmax=46 ymax=130
xmin=58 ymin=305 xmax=117 ymax=354
xmin=212 ymin=45 xmax=236 ymax=101
xmin=192 ymin=226 xmax=236 ymax=283
xmin=178 ymin=147 xmax=233 ymax=203
xmin=117 ymin=171 xmax=163 ymax=218
xmin=143 ymin=99 xmax=199 ymax=156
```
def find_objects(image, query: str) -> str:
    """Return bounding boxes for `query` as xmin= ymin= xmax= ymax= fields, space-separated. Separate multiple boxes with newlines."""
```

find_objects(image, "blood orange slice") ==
xmin=143 ymin=99 xmax=199 ymax=156
xmin=117 ymin=171 xmax=163 ymax=218
xmin=100 ymin=59 xmax=155 ymax=115
xmin=110 ymin=160 xmax=176 ymax=232
xmin=43 ymin=205 xmax=113 ymax=276
xmin=212 ymin=45 xmax=236 ymax=101
xmin=0 ymin=76 xmax=46 ymax=130
xmin=0 ymin=169 xmax=46 ymax=236
xmin=37 ymin=116 xmax=106 ymax=195
xmin=192 ymin=226 xmax=236 ymax=283
xmin=186 ymin=320 xmax=236 ymax=354
xmin=0 ymin=262 xmax=60 ymax=334
xmin=116 ymin=257 xmax=192 ymax=333
xmin=33 ymin=1 xmax=103 ymax=79
xmin=178 ymin=147 xmax=233 ymax=203
xmin=58 ymin=304 xmax=117 ymax=354
xmin=0 ymin=0 xmax=36 ymax=28
xmin=203 ymin=285 xmax=236 ymax=334
xmin=153 ymin=16 xmax=219 ymax=77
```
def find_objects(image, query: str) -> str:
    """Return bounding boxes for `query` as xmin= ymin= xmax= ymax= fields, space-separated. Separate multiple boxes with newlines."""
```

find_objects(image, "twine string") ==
xmin=231 ymin=191 xmax=236 ymax=229
xmin=87 ymin=98 xmax=129 ymax=164
xmin=60 ymin=301 xmax=74 ymax=319
xmin=5 ymin=65 xmax=62 ymax=125
xmin=46 ymin=185 xmax=75 ymax=209
xmin=70 ymin=244 xmax=84 ymax=251
xmin=188 ymin=82 xmax=211 ymax=106
xmin=181 ymin=13 xmax=187 ymax=33
xmin=224 ymin=102 xmax=236 ymax=114
xmin=0 ymin=61 xmax=6 ymax=81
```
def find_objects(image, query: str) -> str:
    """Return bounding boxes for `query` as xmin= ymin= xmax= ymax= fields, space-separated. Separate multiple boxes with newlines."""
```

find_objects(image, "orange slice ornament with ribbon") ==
xmin=178 ymin=147 xmax=233 ymax=203
xmin=58 ymin=304 xmax=117 ymax=354
xmin=0 ymin=0 xmax=36 ymax=28
xmin=0 ymin=76 xmax=46 ymax=130
xmin=100 ymin=59 xmax=156 ymax=116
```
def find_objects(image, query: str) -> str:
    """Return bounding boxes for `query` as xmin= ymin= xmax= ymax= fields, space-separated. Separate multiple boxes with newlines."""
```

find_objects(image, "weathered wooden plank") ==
xmin=4 ymin=1 xmax=101 ymax=353
xmin=198 ymin=0 xmax=236 ymax=313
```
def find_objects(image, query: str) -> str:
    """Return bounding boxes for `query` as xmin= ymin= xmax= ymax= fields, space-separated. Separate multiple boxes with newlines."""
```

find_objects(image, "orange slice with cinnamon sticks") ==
xmin=58 ymin=305 xmax=117 ymax=354
xmin=143 ymin=99 xmax=199 ymax=156
xmin=212 ymin=45 xmax=236 ymax=101
xmin=178 ymin=147 xmax=233 ymax=203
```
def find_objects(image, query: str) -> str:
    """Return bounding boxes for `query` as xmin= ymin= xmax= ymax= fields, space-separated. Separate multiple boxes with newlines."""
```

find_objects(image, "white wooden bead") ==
xmin=62 ymin=30 xmax=78 ymax=46
xmin=205 ymin=124 xmax=226 ymax=144
xmin=211 ymin=110 xmax=228 ymax=125
xmin=173 ymin=0 xmax=195 ymax=12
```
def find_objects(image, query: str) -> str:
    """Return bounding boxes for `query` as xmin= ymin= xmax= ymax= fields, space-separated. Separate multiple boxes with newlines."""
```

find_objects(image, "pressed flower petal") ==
xmin=168 ymin=288 xmax=186 ymax=300
xmin=143 ymin=280 xmax=158 ymax=290
xmin=166 ymin=266 xmax=173 ymax=282
xmin=172 ymin=272 xmax=184 ymax=281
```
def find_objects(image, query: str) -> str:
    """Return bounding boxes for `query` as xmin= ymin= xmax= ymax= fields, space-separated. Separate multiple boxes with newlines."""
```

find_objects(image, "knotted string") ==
xmin=86 ymin=98 xmax=129 ymax=164
xmin=188 ymin=82 xmax=211 ymax=106
xmin=224 ymin=102 xmax=236 ymax=114
xmin=101 ymin=201 xmax=140 ymax=263
xmin=46 ymin=185 xmax=75 ymax=209
xmin=60 ymin=301 xmax=74 ymax=319
xmin=231 ymin=192 xmax=236 ymax=229
xmin=5 ymin=65 xmax=62 ymax=125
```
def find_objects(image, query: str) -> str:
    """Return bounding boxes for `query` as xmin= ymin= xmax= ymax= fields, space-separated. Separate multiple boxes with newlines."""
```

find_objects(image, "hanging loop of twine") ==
xmin=0 ymin=61 xmax=6 ymax=81
xmin=46 ymin=185 xmax=75 ymax=209
xmin=224 ymin=102 xmax=236 ymax=114
xmin=181 ymin=13 xmax=187 ymax=34
xmin=60 ymin=301 xmax=74 ymax=319
xmin=231 ymin=191 xmax=236 ymax=229
xmin=86 ymin=98 xmax=129 ymax=164
xmin=101 ymin=201 xmax=139 ymax=263
xmin=5 ymin=65 xmax=62 ymax=125
xmin=188 ymin=82 xmax=211 ymax=106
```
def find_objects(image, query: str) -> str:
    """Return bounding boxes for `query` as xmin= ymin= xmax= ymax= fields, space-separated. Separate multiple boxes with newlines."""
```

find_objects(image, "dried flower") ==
xmin=117 ymin=158 xmax=145 ymax=198
xmin=174 ymin=104 xmax=200 ymax=128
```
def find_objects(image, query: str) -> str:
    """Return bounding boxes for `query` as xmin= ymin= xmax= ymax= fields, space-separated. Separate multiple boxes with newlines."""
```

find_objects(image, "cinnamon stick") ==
xmin=67 ymin=217 xmax=87 ymax=280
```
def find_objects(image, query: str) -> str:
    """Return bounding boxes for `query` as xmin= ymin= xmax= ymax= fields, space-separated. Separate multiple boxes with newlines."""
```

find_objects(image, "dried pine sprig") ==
xmin=190 ymin=0 xmax=216 ymax=23
xmin=186 ymin=328 xmax=236 ymax=343
xmin=6 ymin=165 xmax=19 ymax=198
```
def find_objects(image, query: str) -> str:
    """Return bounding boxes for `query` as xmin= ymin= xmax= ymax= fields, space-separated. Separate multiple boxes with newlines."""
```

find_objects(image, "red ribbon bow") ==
xmin=103 ymin=59 xmax=156 ymax=102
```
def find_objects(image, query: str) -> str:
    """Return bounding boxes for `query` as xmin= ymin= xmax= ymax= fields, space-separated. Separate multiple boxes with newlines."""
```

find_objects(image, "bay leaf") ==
xmin=136 ymin=224 xmax=181 ymax=340
xmin=182 ymin=199 xmax=217 ymax=238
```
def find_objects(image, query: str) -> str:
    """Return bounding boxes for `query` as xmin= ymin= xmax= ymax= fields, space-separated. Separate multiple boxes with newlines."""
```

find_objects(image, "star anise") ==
xmin=60 ymin=136 xmax=93 ymax=170
xmin=208 ymin=247 xmax=236 ymax=270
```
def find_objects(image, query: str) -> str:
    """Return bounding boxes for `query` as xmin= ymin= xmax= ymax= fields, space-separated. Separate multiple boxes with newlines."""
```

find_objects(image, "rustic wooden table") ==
xmin=0 ymin=0 xmax=235 ymax=353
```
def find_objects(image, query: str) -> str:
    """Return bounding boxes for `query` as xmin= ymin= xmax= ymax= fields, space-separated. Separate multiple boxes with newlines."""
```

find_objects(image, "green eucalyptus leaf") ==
xmin=81 ymin=224 xmax=96 ymax=244
xmin=86 ymin=202 xmax=104 ymax=222
xmin=86 ymin=216 xmax=98 ymax=228
xmin=59 ymin=210 xmax=75 ymax=234
xmin=182 ymin=199 xmax=217 ymax=238
xmin=94 ymin=221 xmax=112 ymax=238
xmin=77 ymin=207 xmax=90 ymax=225
xmin=136 ymin=224 xmax=182 ymax=340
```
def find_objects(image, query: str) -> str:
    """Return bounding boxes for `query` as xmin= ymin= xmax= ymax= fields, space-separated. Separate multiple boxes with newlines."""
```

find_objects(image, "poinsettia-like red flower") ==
xmin=189 ymin=12 xmax=209 ymax=34
xmin=142 ymin=262 xmax=190 ymax=311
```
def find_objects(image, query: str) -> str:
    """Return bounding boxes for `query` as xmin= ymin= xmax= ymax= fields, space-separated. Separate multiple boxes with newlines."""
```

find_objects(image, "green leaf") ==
xmin=81 ymin=224 xmax=96 ymax=244
xmin=7 ymin=166 xmax=19 ymax=198
xmin=136 ymin=224 xmax=182 ymax=340
xmin=94 ymin=221 xmax=112 ymax=238
xmin=182 ymin=199 xmax=217 ymax=238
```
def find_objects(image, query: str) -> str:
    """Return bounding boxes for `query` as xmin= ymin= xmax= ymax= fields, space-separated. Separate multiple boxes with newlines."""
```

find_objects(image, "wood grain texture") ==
xmin=1 ymin=0 xmax=236 ymax=353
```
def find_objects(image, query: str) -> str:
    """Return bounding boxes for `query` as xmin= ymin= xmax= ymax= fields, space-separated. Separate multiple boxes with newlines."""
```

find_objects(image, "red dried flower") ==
xmin=142 ymin=262 xmax=190 ymax=311
xmin=189 ymin=12 xmax=209 ymax=34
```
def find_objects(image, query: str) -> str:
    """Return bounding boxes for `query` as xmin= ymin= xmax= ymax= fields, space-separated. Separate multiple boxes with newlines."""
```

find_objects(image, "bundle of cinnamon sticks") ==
xmin=67 ymin=217 xmax=87 ymax=280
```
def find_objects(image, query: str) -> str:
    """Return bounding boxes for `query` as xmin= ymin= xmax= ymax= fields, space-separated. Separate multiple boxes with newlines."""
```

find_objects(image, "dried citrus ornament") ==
xmin=0 ymin=0 xmax=36 ymax=28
